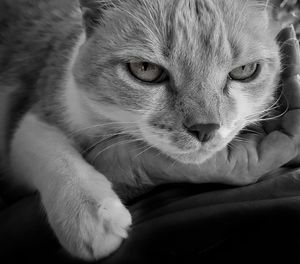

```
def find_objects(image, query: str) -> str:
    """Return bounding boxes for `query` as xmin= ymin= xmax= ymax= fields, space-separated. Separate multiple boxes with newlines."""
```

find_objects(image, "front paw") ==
xmin=46 ymin=195 xmax=132 ymax=260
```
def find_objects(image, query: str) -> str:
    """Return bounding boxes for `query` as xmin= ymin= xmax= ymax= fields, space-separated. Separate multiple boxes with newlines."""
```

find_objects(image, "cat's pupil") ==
xmin=142 ymin=62 xmax=149 ymax=71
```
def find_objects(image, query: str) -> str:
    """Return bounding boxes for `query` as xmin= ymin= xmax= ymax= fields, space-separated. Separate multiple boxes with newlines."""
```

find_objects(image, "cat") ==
xmin=0 ymin=0 xmax=281 ymax=260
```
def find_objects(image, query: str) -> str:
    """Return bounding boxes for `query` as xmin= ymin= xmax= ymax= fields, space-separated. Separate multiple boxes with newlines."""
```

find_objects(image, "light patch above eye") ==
xmin=229 ymin=63 xmax=260 ymax=82
xmin=128 ymin=62 xmax=167 ymax=83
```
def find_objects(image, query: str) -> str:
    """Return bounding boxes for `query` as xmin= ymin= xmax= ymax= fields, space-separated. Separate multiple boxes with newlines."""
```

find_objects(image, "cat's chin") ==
xmin=164 ymin=128 xmax=242 ymax=164
xmin=160 ymin=144 xmax=225 ymax=165
xmin=140 ymin=137 xmax=231 ymax=165
xmin=159 ymin=134 xmax=236 ymax=164
xmin=166 ymin=151 xmax=214 ymax=164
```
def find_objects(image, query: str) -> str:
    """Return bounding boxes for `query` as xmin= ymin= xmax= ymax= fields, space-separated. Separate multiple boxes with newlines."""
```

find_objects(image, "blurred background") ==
xmin=276 ymin=0 xmax=300 ymax=36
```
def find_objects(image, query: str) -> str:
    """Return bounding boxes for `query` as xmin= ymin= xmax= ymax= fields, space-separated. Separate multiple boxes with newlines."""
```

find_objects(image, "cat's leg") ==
xmin=9 ymin=112 xmax=131 ymax=260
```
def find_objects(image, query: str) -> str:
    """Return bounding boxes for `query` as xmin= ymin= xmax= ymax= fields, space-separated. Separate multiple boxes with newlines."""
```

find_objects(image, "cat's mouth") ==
xmin=165 ymin=136 xmax=234 ymax=164
xmin=140 ymin=124 xmax=242 ymax=164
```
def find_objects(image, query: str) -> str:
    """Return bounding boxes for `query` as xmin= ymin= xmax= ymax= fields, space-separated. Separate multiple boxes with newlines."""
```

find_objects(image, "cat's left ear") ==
xmin=79 ymin=0 xmax=114 ymax=37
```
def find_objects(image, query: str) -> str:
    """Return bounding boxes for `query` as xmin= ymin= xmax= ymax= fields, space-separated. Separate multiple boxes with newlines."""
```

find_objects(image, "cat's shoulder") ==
xmin=0 ymin=0 xmax=84 ymax=150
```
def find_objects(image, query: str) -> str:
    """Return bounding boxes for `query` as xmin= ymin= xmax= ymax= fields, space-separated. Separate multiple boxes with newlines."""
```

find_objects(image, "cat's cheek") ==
xmin=139 ymin=121 xmax=199 ymax=155
xmin=226 ymin=84 xmax=263 ymax=131
xmin=140 ymin=127 xmax=184 ymax=154
xmin=169 ymin=133 xmax=200 ymax=151
xmin=218 ymin=126 xmax=234 ymax=139
xmin=228 ymin=85 xmax=251 ymax=120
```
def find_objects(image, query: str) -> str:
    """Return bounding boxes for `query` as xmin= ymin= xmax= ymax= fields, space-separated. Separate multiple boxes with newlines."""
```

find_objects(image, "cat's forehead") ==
xmin=164 ymin=0 xmax=270 ymax=63
xmin=167 ymin=0 xmax=230 ymax=65
xmin=94 ymin=0 xmax=273 ymax=67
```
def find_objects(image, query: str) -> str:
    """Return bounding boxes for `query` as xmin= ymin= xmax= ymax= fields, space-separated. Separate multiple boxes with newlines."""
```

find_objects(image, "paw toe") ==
xmin=99 ymin=197 xmax=132 ymax=238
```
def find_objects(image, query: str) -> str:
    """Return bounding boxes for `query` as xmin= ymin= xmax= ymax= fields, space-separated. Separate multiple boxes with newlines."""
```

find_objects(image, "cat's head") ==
xmin=72 ymin=0 xmax=281 ymax=164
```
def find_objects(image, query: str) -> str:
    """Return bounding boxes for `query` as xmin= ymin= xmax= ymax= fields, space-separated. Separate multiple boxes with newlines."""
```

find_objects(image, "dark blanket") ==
xmin=1 ymin=169 xmax=300 ymax=264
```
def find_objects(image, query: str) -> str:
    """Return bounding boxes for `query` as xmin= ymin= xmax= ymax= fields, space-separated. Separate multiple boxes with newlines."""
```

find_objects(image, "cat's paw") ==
xmin=46 ymin=194 xmax=132 ymax=260
xmin=80 ymin=197 xmax=132 ymax=260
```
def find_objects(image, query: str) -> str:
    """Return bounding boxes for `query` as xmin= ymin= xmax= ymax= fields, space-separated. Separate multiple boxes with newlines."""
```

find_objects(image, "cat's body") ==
xmin=0 ymin=0 xmax=82 ymax=142
xmin=0 ymin=0 xmax=281 ymax=260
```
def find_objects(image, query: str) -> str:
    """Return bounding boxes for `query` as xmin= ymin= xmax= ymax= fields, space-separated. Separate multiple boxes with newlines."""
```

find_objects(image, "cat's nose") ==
xmin=184 ymin=123 xmax=220 ymax=143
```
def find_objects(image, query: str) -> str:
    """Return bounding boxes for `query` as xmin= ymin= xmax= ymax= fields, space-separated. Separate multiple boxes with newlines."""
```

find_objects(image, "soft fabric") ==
xmin=1 ymin=168 xmax=300 ymax=264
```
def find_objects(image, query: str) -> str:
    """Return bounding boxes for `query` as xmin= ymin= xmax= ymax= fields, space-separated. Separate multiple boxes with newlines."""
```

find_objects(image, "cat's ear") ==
xmin=79 ymin=0 xmax=114 ymax=37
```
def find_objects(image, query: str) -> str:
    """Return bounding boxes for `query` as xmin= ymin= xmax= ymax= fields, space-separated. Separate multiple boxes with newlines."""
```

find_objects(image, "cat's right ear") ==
xmin=79 ymin=0 xmax=113 ymax=37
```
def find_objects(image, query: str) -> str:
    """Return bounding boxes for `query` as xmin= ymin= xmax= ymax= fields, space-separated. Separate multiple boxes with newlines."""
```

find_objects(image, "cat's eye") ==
xmin=229 ymin=63 xmax=260 ymax=81
xmin=128 ymin=62 xmax=167 ymax=83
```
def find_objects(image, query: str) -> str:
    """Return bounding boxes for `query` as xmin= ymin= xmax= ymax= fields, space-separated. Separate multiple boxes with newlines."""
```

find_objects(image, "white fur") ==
xmin=229 ymin=83 xmax=252 ymax=127
xmin=219 ymin=126 xmax=232 ymax=139
xmin=10 ymin=113 xmax=132 ymax=260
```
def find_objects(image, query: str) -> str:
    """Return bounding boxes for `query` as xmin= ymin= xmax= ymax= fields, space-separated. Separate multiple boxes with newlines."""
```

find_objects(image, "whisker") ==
xmin=245 ymin=89 xmax=289 ymax=124
xmin=240 ymin=128 xmax=264 ymax=136
xmin=169 ymin=159 xmax=178 ymax=170
xmin=246 ymin=93 xmax=284 ymax=119
xmin=69 ymin=122 xmax=140 ymax=137
xmin=91 ymin=138 xmax=145 ymax=165
xmin=133 ymin=145 xmax=154 ymax=160
xmin=228 ymin=142 xmax=238 ymax=153
xmin=246 ymin=103 xmax=289 ymax=123
xmin=233 ymin=137 xmax=249 ymax=143
xmin=80 ymin=130 xmax=142 ymax=154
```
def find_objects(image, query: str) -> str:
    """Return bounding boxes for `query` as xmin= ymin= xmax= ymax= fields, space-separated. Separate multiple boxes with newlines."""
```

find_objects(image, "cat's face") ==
xmin=73 ymin=0 xmax=281 ymax=164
